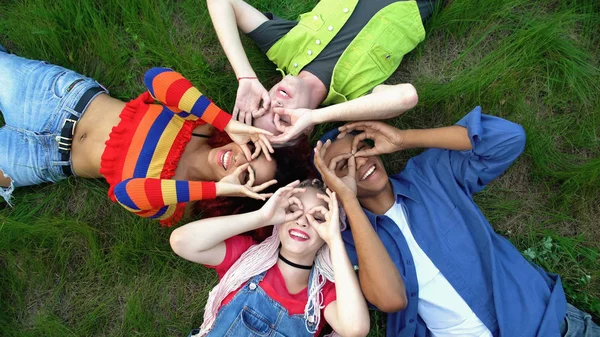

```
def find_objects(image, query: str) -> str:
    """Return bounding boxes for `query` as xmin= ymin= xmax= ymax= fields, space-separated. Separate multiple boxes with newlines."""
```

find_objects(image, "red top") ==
xmin=208 ymin=235 xmax=337 ymax=335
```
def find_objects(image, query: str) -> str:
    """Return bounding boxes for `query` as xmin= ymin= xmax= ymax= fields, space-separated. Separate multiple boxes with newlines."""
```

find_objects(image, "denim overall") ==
xmin=190 ymin=270 xmax=318 ymax=337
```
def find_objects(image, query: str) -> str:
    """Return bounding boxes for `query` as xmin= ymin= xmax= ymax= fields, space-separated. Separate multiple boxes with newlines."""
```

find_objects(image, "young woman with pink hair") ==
xmin=170 ymin=179 xmax=370 ymax=337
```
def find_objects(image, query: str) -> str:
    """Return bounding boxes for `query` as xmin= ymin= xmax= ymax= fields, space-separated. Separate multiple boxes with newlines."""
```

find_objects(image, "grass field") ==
xmin=1 ymin=0 xmax=599 ymax=336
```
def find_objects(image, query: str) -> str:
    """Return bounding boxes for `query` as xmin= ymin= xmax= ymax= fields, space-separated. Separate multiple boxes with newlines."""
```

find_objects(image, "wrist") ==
xmin=339 ymin=194 xmax=360 ymax=207
xmin=237 ymin=76 xmax=258 ymax=81
xmin=326 ymin=235 xmax=344 ymax=249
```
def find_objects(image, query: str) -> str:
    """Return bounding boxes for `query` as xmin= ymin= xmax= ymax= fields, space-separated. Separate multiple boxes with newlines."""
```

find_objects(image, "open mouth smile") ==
xmin=218 ymin=150 xmax=232 ymax=170
xmin=289 ymin=229 xmax=310 ymax=242
xmin=360 ymin=164 xmax=377 ymax=181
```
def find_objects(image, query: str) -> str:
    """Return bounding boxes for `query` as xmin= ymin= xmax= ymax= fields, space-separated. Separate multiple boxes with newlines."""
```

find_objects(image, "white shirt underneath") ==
xmin=384 ymin=204 xmax=492 ymax=337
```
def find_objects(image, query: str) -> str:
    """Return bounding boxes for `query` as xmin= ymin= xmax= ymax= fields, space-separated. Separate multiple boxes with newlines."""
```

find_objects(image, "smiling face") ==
xmin=323 ymin=135 xmax=389 ymax=198
xmin=253 ymin=75 xmax=312 ymax=135
xmin=207 ymin=142 xmax=277 ymax=184
xmin=278 ymin=187 xmax=328 ymax=259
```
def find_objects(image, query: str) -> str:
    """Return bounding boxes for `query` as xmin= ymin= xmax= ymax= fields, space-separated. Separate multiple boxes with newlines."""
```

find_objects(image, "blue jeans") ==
xmin=562 ymin=303 xmax=600 ymax=337
xmin=0 ymin=45 xmax=107 ymax=205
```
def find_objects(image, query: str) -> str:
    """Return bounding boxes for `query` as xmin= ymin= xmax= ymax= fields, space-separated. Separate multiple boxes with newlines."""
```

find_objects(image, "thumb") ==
xmin=261 ymin=90 xmax=271 ymax=110
xmin=273 ymin=107 xmax=290 ymax=116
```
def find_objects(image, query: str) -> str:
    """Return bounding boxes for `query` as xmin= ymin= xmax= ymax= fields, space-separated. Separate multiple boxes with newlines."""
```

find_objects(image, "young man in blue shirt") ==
xmin=312 ymin=106 xmax=599 ymax=337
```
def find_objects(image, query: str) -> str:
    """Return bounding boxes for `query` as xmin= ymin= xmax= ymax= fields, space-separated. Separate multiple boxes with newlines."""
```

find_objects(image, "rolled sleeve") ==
xmin=451 ymin=106 xmax=526 ymax=194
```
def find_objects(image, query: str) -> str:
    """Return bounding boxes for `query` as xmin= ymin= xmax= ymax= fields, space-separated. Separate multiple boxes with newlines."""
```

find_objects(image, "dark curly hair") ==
xmin=193 ymin=133 xmax=314 ymax=241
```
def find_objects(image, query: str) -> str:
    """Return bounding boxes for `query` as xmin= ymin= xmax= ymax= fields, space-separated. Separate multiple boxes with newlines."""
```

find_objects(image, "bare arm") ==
xmin=170 ymin=182 xmax=304 ymax=265
xmin=341 ymin=196 xmax=407 ymax=312
xmin=170 ymin=209 xmax=266 ymax=266
xmin=324 ymin=239 xmax=371 ymax=337
xmin=313 ymin=83 xmax=419 ymax=124
xmin=206 ymin=0 xmax=267 ymax=78
xmin=206 ymin=0 xmax=272 ymax=121
xmin=312 ymin=143 xmax=407 ymax=312
xmin=271 ymin=84 xmax=418 ymax=143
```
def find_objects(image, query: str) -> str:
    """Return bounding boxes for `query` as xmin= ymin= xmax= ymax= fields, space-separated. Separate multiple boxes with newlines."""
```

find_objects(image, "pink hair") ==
xmin=198 ymin=181 xmax=347 ymax=336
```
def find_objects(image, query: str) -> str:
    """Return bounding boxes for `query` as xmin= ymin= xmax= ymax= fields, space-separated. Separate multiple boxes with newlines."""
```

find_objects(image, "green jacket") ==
xmin=265 ymin=0 xmax=425 ymax=105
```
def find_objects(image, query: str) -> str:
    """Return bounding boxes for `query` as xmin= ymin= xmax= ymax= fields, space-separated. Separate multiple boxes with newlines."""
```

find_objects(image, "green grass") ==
xmin=1 ymin=0 xmax=599 ymax=336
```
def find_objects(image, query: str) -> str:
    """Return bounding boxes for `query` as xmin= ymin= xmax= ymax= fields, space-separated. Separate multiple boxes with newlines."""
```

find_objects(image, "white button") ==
xmin=293 ymin=62 xmax=298 ymax=68
xmin=307 ymin=50 xmax=313 ymax=55
xmin=313 ymin=15 xmax=318 ymax=20
xmin=315 ymin=39 xmax=321 ymax=45
xmin=343 ymin=8 xmax=349 ymax=13
xmin=328 ymin=25 xmax=334 ymax=31
xmin=249 ymin=282 xmax=257 ymax=290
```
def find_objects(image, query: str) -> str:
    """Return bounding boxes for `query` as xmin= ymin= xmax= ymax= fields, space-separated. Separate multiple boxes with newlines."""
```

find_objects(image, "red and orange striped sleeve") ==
xmin=143 ymin=68 xmax=232 ymax=131
xmin=113 ymin=178 xmax=217 ymax=214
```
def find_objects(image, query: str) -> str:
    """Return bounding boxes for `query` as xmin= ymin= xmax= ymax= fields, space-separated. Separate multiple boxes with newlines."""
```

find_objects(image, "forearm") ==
xmin=328 ymin=238 xmax=369 ymax=334
xmin=341 ymin=196 xmax=407 ymax=311
xmin=173 ymin=210 xmax=265 ymax=252
xmin=313 ymin=84 xmax=418 ymax=124
xmin=402 ymin=125 xmax=471 ymax=151
xmin=114 ymin=179 xmax=216 ymax=211
xmin=206 ymin=0 xmax=256 ymax=77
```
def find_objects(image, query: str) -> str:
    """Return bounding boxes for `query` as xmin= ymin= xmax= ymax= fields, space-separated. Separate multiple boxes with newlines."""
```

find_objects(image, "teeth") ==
xmin=224 ymin=151 xmax=231 ymax=170
xmin=361 ymin=165 xmax=376 ymax=181
xmin=279 ymin=90 xmax=289 ymax=97
xmin=290 ymin=230 xmax=309 ymax=240
xmin=221 ymin=151 xmax=231 ymax=170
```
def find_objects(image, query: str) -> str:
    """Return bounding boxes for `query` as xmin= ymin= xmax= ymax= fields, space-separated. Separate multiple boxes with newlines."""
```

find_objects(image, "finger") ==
xmin=308 ymin=206 xmax=328 ymax=217
xmin=255 ymin=140 xmax=272 ymax=161
xmin=245 ymin=166 xmax=255 ymax=187
xmin=347 ymin=155 xmax=356 ymax=179
xmin=288 ymin=196 xmax=304 ymax=210
xmin=272 ymin=107 xmax=290 ymax=116
xmin=233 ymin=162 xmax=250 ymax=176
xmin=285 ymin=180 xmax=301 ymax=188
xmin=259 ymin=134 xmax=274 ymax=154
xmin=350 ymin=132 xmax=369 ymax=154
xmin=243 ymin=188 xmax=266 ymax=200
xmin=252 ymin=179 xmax=278 ymax=192
xmin=261 ymin=91 xmax=271 ymax=111
xmin=305 ymin=213 xmax=319 ymax=228
xmin=320 ymin=139 xmax=331 ymax=160
xmin=354 ymin=148 xmax=380 ymax=158
xmin=287 ymin=210 xmax=304 ymax=222
xmin=273 ymin=114 xmax=287 ymax=133
xmin=245 ymin=110 xmax=254 ymax=125
xmin=232 ymin=107 xmax=240 ymax=121
xmin=341 ymin=121 xmax=376 ymax=131
xmin=251 ymin=142 xmax=262 ymax=160
xmin=328 ymin=153 xmax=352 ymax=171
xmin=240 ymin=144 xmax=253 ymax=161
xmin=316 ymin=193 xmax=331 ymax=203
xmin=253 ymin=107 xmax=265 ymax=118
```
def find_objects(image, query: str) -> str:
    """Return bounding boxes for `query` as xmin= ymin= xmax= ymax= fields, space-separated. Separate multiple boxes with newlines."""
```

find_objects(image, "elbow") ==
xmin=395 ymin=83 xmax=419 ymax=110
xmin=372 ymin=292 xmax=408 ymax=313
xmin=169 ymin=228 xmax=188 ymax=256
xmin=351 ymin=321 xmax=371 ymax=337
xmin=513 ymin=124 xmax=526 ymax=155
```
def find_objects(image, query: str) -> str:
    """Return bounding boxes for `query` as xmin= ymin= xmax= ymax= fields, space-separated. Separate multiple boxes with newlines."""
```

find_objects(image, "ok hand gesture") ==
xmin=216 ymin=163 xmax=277 ymax=200
xmin=313 ymin=139 xmax=357 ymax=198
xmin=337 ymin=121 xmax=405 ymax=157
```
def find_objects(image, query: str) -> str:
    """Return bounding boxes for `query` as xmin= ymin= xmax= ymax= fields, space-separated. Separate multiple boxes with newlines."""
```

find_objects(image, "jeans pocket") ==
xmin=51 ymin=70 xmax=85 ymax=99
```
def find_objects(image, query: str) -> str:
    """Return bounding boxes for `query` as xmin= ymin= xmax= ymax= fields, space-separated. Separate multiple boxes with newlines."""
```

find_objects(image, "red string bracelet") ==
xmin=237 ymin=76 xmax=257 ymax=81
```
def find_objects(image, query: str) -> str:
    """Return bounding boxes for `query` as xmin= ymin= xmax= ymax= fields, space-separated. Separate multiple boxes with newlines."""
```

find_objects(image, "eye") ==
xmin=336 ymin=158 xmax=349 ymax=171
xmin=241 ymin=171 xmax=250 ymax=184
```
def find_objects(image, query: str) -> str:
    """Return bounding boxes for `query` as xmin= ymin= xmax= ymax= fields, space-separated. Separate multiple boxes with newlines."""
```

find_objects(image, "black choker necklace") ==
xmin=278 ymin=252 xmax=313 ymax=270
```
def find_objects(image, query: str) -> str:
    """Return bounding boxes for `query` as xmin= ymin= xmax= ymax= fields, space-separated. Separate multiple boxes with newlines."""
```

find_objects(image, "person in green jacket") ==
xmin=206 ymin=0 xmax=436 ymax=145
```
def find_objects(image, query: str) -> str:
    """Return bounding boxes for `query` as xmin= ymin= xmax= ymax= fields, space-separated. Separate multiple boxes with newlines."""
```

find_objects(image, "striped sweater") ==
xmin=99 ymin=68 xmax=232 ymax=226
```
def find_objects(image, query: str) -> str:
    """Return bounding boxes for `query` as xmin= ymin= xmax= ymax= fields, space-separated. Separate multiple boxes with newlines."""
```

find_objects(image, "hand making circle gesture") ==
xmin=269 ymin=107 xmax=314 ymax=144
xmin=258 ymin=180 xmax=307 ymax=226
xmin=233 ymin=78 xmax=271 ymax=125
xmin=337 ymin=121 xmax=405 ymax=157
xmin=215 ymin=163 xmax=277 ymax=200
xmin=306 ymin=188 xmax=342 ymax=244
xmin=313 ymin=139 xmax=357 ymax=198
xmin=224 ymin=120 xmax=275 ymax=161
